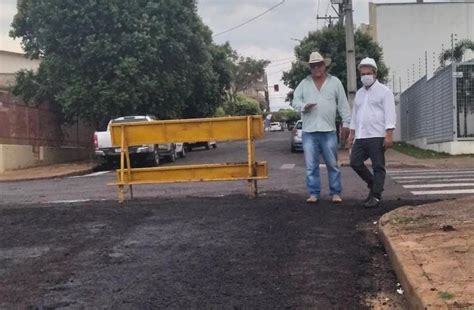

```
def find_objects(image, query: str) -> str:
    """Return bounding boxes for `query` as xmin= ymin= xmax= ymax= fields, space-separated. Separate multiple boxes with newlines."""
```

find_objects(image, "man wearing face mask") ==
xmin=348 ymin=57 xmax=396 ymax=208
xmin=292 ymin=51 xmax=351 ymax=204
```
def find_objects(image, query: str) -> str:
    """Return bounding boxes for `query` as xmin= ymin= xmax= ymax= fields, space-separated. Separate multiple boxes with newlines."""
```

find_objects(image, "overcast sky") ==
xmin=0 ymin=0 xmax=419 ymax=110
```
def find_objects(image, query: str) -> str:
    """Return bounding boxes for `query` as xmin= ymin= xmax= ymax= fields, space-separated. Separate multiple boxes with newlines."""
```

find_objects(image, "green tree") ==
xmin=234 ymin=57 xmax=270 ymax=92
xmin=10 ymin=0 xmax=231 ymax=125
xmin=233 ymin=95 xmax=262 ymax=116
xmin=439 ymin=39 xmax=474 ymax=66
xmin=282 ymin=25 xmax=389 ymax=94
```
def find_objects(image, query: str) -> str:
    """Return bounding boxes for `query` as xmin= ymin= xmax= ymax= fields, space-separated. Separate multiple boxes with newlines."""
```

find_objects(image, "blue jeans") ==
xmin=302 ymin=131 xmax=342 ymax=197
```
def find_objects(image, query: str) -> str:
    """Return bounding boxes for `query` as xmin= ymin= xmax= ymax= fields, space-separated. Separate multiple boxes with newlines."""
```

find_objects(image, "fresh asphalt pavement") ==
xmin=0 ymin=132 xmax=436 ymax=205
xmin=0 ymin=131 xmax=439 ymax=308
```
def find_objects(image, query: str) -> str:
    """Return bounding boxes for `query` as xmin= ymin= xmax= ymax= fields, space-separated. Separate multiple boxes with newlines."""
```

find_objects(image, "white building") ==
xmin=0 ymin=50 xmax=41 ymax=91
xmin=367 ymin=1 xmax=474 ymax=93
xmin=365 ymin=1 xmax=474 ymax=144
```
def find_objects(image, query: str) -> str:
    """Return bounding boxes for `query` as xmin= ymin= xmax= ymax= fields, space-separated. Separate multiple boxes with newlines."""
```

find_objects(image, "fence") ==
xmin=400 ymin=61 xmax=474 ymax=143
xmin=0 ymin=93 xmax=94 ymax=148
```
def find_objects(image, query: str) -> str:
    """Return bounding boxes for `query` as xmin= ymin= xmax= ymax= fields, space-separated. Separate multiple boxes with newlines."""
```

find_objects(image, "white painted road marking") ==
xmin=389 ymin=168 xmax=474 ymax=197
xmin=48 ymin=199 xmax=92 ymax=204
xmin=280 ymin=164 xmax=296 ymax=170
xmin=387 ymin=169 xmax=473 ymax=174
xmin=392 ymin=174 xmax=474 ymax=180
xmin=403 ymin=183 xmax=474 ymax=189
xmin=70 ymin=171 xmax=110 ymax=178
xmin=389 ymin=170 xmax=474 ymax=176
xmin=412 ymin=189 xmax=474 ymax=195
xmin=397 ymin=178 xmax=474 ymax=184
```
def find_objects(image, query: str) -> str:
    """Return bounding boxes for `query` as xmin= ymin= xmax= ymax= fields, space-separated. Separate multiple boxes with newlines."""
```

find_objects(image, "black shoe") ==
xmin=364 ymin=197 xmax=381 ymax=208
xmin=364 ymin=195 xmax=372 ymax=203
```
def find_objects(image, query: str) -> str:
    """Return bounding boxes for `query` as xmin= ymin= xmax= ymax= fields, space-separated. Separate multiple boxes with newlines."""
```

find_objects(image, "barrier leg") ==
xmin=118 ymin=185 xmax=125 ymax=203
xmin=247 ymin=116 xmax=258 ymax=198
xmin=118 ymin=126 xmax=126 ymax=204
xmin=125 ymin=148 xmax=133 ymax=200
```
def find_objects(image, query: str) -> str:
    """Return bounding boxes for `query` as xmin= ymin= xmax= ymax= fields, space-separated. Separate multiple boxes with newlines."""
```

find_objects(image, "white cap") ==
xmin=358 ymin=57 xmax=378 ymax=71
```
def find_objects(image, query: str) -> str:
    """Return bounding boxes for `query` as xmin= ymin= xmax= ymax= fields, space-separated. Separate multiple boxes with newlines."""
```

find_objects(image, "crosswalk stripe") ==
xmin=389 ymin=170 xmax=474 ymax=176
xmin=280 ymin=164 xmax=296 ymax=170
xmin=403 ymin=183 xmax=474 ymax=189
xmin=70 ymin=171 xmax=110 ymax=178
xmin=412 ymin=189 xmax=474 ymax=195
xmin=396 ymin=178 xmax=474 ymax=184
xmin=392 ymin=175 xmax=474 ymax=180
xmin=387 ymin=169 xmax=471 ymax=174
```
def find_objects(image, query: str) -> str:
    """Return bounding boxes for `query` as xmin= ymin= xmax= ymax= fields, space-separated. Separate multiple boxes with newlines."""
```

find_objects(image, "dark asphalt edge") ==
xmin=0 ymin=166 xmax=97 ymax=183
xmin=378 ymin=213 xmax=449 ymax=310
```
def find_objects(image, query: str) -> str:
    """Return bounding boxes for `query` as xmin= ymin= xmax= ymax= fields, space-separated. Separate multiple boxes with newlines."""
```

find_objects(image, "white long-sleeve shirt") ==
xmin=350 ymin=80 xmax=396 ymax=139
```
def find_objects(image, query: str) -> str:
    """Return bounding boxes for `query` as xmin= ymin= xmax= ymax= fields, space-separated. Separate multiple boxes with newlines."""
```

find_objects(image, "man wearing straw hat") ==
xmin=348 ymin=57 xmax=396 ymax=208
xmin=292 ymin=51 xmax=351 ymax=204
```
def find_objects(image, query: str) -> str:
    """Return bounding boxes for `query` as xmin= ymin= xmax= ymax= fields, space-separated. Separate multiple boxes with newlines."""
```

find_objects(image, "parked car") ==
xmin=185 ymin=141 xmax=217 ymax=151
xmin=291 ymin=120 xmax=303 ymax=153
xmin=94 ymin=115 xmax=185 ymax=167
xmin=269 ymin=122 xmax=283 ymax=132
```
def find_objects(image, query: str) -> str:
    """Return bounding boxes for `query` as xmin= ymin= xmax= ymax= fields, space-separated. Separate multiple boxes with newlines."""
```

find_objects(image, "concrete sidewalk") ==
xmin=0 ymin=161 xmax=97 ymax=182
xmin=379 ymin=197 xmax=474 ymax=309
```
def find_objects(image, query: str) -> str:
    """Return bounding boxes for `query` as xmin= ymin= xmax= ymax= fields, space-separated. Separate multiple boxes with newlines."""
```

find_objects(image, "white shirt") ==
xmin=350 ymin=80 xmax=396 ymax=139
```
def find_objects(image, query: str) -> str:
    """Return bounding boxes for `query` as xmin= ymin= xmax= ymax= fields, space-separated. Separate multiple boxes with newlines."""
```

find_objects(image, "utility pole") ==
xmin=316 ymin=15 xmax=336 ymax=27
xmin=318 ymin=0 xmax=344 ymax=28
xmin=343 ymin=0 xmax=357 ymax=107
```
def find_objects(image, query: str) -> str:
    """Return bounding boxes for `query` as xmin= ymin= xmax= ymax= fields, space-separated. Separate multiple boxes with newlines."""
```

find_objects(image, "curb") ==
xmin=378 ymin=215 xmax=448 ymax=310
xmin=0 ymin=166 xmax=97 ymax=183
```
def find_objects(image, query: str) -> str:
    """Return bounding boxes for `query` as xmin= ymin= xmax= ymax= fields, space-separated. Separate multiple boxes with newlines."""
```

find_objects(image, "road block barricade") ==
xmin=109 ymin=116 xmax=268 ymax=203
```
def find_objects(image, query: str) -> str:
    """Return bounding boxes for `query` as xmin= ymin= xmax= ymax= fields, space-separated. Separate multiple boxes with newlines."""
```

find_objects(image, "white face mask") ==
xmin=361 ymin=75 xmax=375 ymax=87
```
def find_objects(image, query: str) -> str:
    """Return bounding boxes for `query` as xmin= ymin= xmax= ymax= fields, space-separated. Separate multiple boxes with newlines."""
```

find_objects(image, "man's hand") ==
xmin=384 ymin=130 xmax=394 ymax=150
xmin=303 ymin=103 xmax=317 ymax=112
xmin=347 ymin=130 xmax=355 ymax=146
xmin=340 ymin=127 xmax=350 ymax=148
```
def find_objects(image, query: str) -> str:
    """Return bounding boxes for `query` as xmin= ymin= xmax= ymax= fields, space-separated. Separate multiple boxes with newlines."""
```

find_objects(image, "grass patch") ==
xmin=392 ymin=142 xmax=452 ymax=159
xmin=438 ymin=291 xmax=455 ymax=300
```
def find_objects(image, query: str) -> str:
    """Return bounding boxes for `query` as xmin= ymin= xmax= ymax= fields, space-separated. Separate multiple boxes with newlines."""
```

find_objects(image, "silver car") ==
xmin=290 ymin=120 xmax=303 ymax=153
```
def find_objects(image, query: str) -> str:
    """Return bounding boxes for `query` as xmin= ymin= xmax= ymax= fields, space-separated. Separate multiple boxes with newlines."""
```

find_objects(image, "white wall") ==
xmin=408 ymin=138 xmax=474 ymax=155
xmin=0 ymin=51 xmax=40 ymax=74
xmin=371 ymin=2 xmax=474 ymax=92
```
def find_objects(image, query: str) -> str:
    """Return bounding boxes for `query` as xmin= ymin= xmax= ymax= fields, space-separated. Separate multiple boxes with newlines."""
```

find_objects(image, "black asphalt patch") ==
xmin=0 ymin=193 xmax=432 ymax=308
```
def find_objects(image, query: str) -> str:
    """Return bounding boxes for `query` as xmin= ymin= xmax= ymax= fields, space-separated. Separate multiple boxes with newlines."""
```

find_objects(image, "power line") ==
xmin=267 ymin=60 xmax=293 ymax=68
xmin=268 ymin=56 xmax=295 ymax=63
xmin=317 ymin=0 xmax=321 ymax=29
xmin=213 ymin=0 xmax=286 ymax=37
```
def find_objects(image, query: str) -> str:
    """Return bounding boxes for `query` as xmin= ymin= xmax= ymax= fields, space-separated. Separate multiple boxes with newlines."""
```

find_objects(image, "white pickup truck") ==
xmin=94 ymin=115 xmax=185 ymax=166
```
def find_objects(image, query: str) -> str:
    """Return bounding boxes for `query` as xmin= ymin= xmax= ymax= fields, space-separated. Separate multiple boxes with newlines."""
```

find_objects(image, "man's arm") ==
xmin=383 ymin=90 xmax=396 ymax=149
xmin=348 ymin=98 xmax=358 ymax=145
xmin=292 ymin=82 xmax=305 ymax=113
xmin=336 ymin=79 xmax=351 ymax=146
xmin=336 ymin=80 xmax=351 ymax=128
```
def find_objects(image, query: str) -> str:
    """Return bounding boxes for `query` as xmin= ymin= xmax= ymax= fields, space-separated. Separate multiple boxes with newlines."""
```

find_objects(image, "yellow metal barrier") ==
xmin=109 ymin=116 xmax=268 ymax=203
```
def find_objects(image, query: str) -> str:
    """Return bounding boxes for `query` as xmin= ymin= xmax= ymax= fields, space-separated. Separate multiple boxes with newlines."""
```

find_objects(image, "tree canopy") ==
xmin=282 ymin=25 xmax=389 ymax=93
xmin=9 ymin=0 xmax=240 ymax=125
xmin=439 ymin=39 xmax=474 ymax=66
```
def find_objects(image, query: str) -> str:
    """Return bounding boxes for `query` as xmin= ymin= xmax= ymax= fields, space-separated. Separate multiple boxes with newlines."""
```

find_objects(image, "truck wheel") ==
xmin=179 ymin=147 xmax=186 ymax=158
xmin=168 ymin=148 xmax=177 ymax=162
xmin=152 ymin=148 xmax=160 ymax=167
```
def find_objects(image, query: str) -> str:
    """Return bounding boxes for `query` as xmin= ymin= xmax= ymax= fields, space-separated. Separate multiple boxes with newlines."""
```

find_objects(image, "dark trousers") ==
xmin=350 ymin=138 xmax=386 ymax=199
